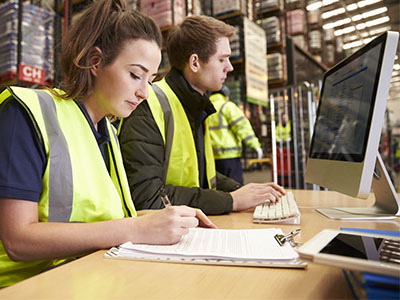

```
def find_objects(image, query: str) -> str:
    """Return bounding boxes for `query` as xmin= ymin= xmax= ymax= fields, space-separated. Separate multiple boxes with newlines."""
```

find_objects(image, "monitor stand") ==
xmin=317 ymin=153 xmax=400 ymax=220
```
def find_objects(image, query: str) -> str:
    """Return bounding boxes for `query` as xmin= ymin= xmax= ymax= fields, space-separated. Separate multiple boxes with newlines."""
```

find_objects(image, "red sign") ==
xmin=18 ymin=64 xmax=45 ymax=85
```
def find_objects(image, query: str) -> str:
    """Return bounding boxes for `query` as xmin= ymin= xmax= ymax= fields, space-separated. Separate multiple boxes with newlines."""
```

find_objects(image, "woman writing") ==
xmin=0 ymin=0 xmax=215 ymax=287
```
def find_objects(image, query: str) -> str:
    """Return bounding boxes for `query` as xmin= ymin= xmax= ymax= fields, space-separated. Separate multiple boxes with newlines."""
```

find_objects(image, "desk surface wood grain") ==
xmin=1 ymin=190 xmax=399 ymax=299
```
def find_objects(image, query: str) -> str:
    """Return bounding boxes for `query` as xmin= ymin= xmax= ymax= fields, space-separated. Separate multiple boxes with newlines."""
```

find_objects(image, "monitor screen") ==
xmin=305 ymin=31 xmax=400 ymax=218
xmin=309 ymin=39 xmax=383 ymax=162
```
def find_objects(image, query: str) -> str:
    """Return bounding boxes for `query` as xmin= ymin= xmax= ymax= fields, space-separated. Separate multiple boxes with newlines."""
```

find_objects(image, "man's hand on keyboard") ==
xmin=230 ymin=183 xmax=286 ymax=212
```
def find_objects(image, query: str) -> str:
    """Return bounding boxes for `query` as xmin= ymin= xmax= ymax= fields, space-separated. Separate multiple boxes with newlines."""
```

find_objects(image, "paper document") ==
xmin=109 ymin=228 xmax=298 ymax=262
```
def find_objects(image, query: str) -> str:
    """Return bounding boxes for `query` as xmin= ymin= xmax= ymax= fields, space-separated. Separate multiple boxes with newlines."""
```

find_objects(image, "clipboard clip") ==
xmin=274 ymin=229 xmax=302 ymax=247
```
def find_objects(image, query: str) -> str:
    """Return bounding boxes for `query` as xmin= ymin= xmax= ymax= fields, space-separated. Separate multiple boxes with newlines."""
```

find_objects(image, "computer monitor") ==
xmin=305 ymin=31 xmax=400 ymax=220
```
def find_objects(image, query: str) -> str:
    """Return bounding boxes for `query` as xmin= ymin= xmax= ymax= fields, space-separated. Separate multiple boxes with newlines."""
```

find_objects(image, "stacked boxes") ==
xmin=212 ymin=0 xmax=247 ymax=16
xmin=230 ymin=25 xmax=241 ymax=60
xmin=0 ymin=0 xmax=54 ymax=83
xmin=267 ymin=53 xmax=285 ymax=82
xmin=309 ymin=30 xmax=321 ymax=50
xmin=257 ymin=0 xmax=284 ymax=11
xmin=286 ymin=9 xmax=305 ymax=35
xmin=260 ymin=16 xmax=281 ymax=46
xmin=140 ymin=0 xmax=186 ymax=28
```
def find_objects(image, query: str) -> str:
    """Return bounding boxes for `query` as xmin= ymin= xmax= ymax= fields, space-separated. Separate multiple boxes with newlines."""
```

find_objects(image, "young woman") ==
xmin=0 ymin=0 xmax=215 ymax=287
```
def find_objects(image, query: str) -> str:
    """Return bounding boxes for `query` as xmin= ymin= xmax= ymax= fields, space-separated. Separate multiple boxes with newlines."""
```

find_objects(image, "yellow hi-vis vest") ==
xmin=146 ymin=79 xmax=216 ymax=189
xmin=276 ymin=121 xmax=292 ymax=142
xmin=208 ymin=93 xmax=261 ymax=159
xmin=0 ymin=87 xmax=136 ymax=287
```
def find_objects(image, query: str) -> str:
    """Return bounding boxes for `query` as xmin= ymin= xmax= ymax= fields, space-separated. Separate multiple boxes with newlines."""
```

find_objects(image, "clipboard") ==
xmin=104 ymin=228 xmax=308 ymax=269
xmin=104 ymin=247 xmax=307 ymax=268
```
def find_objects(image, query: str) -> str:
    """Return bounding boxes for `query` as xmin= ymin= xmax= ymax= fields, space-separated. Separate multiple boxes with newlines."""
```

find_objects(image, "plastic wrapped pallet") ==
xmin=212 ymin=0 xmax=246 ymax=16
xmin=140 ymin=0 xmax=186 ymax=28
xmin=257 ymin=0 xmax=284 ymax=10
xmin=324 ymin=28 xmax=334 ymax=42
xmin=307 ymin=8 xmax=319 ymax=24
xmin=286 ymin=9 xmax=305 ymax=35
xmin=261 ymin=16 xmax=281 ymax=45
xmin=326 ymin=44 xmax=335 ymax=65
xmin=309 ymin=30 xmax=321 ymax=50
xmin=267 ymin=53 xmax=284 ymax=81
xmin=230 ymin=25 xmax=241 ymax=60
xmin=291 ymin=34 xmax=307 ymax=50
xmin=0 ymin=0 xmax=54 ymax=83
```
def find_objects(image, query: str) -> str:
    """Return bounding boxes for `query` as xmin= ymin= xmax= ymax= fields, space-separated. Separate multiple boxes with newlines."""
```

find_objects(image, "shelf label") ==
xmin=18 ymin=64 xmax=45 ymax=85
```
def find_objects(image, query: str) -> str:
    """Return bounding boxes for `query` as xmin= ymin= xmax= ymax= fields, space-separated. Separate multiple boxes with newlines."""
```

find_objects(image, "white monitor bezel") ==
xmin=305 ymin=31 xmax=399 ymax=199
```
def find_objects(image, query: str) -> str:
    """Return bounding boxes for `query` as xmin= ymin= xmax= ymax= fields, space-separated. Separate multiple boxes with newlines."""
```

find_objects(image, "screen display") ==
xmin=320 ymin=233 xmax=399 ymax=265
xmin=309 ymin=36 xmax=384 ymax=162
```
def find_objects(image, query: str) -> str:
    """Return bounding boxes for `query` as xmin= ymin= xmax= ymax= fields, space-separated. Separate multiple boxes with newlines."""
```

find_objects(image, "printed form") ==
xmin=115 ymin=228 xmax=298 ymax=261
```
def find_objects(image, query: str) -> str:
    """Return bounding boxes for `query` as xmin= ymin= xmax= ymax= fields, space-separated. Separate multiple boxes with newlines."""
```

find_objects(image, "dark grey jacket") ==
xmin=119 ymin=68 xmax=241 ymax=215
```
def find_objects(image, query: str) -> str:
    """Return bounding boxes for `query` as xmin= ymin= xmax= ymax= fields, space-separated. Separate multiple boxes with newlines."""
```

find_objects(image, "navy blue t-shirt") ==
xmin=0 ymin=98 xmax=110 ymax=202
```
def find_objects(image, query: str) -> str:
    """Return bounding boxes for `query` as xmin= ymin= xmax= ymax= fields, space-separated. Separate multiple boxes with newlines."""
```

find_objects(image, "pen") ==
xmin=160 ymin=187 xmax=171 ymax=207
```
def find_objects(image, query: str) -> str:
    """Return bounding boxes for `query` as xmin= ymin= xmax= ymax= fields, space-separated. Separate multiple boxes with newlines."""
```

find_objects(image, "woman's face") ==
xmin=90 ymin=39 xmax=161 ymax=121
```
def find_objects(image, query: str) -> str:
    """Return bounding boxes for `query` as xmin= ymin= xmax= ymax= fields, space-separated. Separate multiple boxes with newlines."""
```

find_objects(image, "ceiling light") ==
xmin=394 ymin=64 xmax=400 ymax=71
xmin=362 ymin=7 xmax=387 ymax=19
xmin=347 ymin=4 xmax=358 ymax=11
xmin=368 ymin=26 xmax=390 ymax=35
xmin=363 ymin=37 xmax=374 ymax=44
xmin=343 ymin=40 xmax=363 ymax=49
xmin=322 ymin=7 xmax=345 ymax=19
xmin=346 ymin=0 xmax=382 ymax=11
xmin=356 ymin=23 xmax=367 ymax=30
xmin=322 ymin=0 xmax=338 ymax=5
xmin=365 ymin=16 xmax=390 ymax=27
xmin=306 ymin=1 xmax=322 ymax=11
xmin=335 ymin=26 xmax=355 ymax=36
xmin=323 ymin=18 xmax=352 ymax=30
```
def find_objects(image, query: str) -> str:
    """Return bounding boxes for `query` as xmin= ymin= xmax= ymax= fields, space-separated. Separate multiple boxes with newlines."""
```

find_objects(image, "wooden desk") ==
xmin=1 ymin=190 xmax=399 ymax=299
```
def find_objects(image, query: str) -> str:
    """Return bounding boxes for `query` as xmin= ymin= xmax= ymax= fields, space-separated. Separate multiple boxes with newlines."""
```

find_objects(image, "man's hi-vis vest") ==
xmin=276 ymin=121 xmax=292 ymax=142
xmin=146 ymin=79 xmax=216 ymax=189
xmin=0 ymin=87 xmax=136 ymax=287
xmin=208 ymin=93 xmax=261 ymax=159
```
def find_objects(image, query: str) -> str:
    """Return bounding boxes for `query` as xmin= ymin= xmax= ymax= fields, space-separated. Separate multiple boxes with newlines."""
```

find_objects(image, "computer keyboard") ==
xmin=253 ymin=191 xmax=300 ymax=223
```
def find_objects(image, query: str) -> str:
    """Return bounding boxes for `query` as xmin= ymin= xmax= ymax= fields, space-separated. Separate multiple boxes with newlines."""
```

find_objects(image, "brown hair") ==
xmin=58 ymin=0 xmax=161 ymax=100
xmin=166 ymin=15 xmax=235 ymax=71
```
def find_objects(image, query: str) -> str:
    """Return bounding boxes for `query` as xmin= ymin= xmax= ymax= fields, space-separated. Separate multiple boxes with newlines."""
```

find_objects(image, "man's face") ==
xmin=193 ymin=37 xmax=234 ymax=94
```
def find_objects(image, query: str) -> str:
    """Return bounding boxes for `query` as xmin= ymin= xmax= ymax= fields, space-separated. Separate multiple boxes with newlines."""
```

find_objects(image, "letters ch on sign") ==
xmin=18 ymin=64 xmax=45 ymax=85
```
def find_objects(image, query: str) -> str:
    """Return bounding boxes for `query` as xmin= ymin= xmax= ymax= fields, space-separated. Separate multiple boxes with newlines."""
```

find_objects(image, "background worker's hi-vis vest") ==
xmin=146 ymin=79 xmax=216 ymax=189
xmin=0 ymin=87 xmax=136 ymax=287
xmin=276 ymin=121 xmax=292 ymax=142
xmin=208 ymin=93 xmax=261 ymax=159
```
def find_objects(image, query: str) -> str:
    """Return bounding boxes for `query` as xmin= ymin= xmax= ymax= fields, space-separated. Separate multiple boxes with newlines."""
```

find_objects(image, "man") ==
xmin=208 ymin=86 xmax=263 ymax=185
xmin=119 ymin=15 xmax=285 ymax=215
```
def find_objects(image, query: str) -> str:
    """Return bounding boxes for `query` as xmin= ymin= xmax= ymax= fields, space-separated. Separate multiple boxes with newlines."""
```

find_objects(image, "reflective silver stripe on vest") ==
xmin=243 ymin=134 xmax=256 ymax=143
xmin=35 ymin=90 xmax=73 ymax=222
xmin=152 ymin=85 xmax=174 ymax=182
xmin=209 ymin=101 xmax=229 ymax=130
xmin=213 ymin=146 xmax=241 ymax=153
xmin=208 ymin=102 xmax=245 ymax=130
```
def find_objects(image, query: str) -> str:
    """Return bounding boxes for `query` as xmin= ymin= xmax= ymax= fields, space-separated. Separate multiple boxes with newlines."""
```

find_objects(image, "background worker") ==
xmin=208 ymin=86 xmax=263 ymax=185
xmin=276 ymin=112 xmax=292 ymax=142
xmin=120 ymin=15 xmax=285 ymax=215
xmin=0 ymin=0 xmax=214 ymax=287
